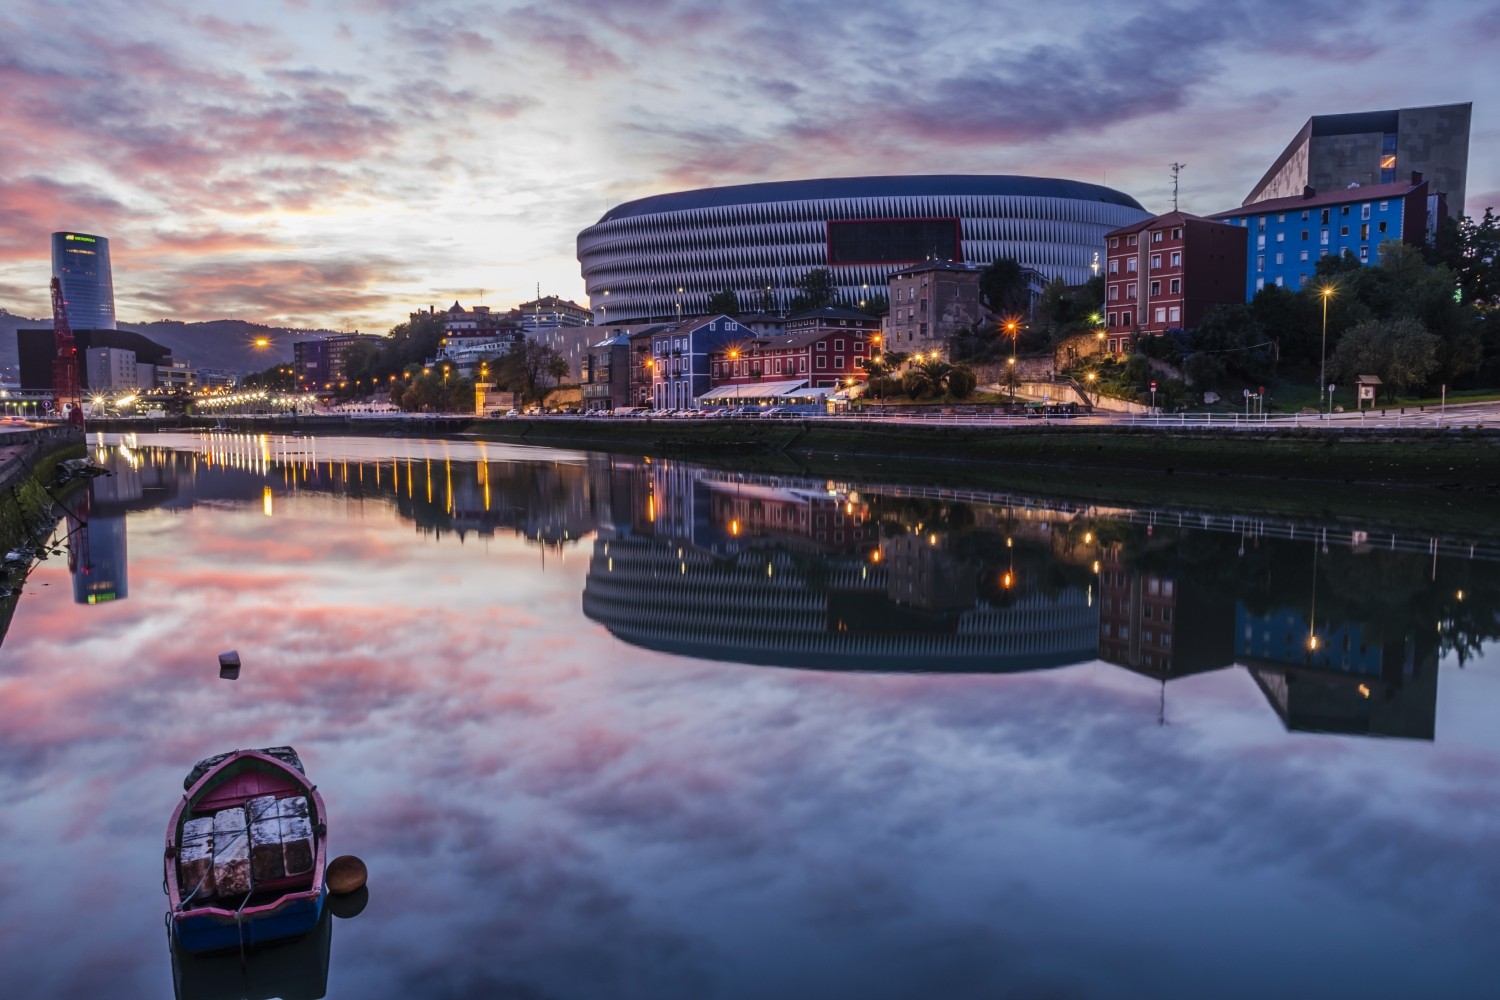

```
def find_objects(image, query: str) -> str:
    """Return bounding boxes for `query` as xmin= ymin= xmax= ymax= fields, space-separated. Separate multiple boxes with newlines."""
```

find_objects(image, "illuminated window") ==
xmin=1380 ymin=154 xmax=1396 ymax=170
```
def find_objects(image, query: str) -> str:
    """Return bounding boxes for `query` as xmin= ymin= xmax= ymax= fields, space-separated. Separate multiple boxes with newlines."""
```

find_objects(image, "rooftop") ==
xmin=594 ymin=175 xmax=1145 ymax=224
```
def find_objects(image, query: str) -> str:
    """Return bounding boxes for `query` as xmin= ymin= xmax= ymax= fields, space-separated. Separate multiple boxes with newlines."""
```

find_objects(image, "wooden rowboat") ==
xmin=164 ymin=747 xmax=328 ymax=954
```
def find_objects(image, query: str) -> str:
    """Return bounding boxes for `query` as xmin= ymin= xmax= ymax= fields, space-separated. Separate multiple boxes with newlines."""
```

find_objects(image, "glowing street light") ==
xmin=1319 ymin=285 xmax=1335 ymax=416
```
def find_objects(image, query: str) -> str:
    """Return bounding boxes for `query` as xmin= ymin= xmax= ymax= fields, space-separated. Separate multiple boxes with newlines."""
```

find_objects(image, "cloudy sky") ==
xmin=0 ymin=0 xmax=1495 ymax=331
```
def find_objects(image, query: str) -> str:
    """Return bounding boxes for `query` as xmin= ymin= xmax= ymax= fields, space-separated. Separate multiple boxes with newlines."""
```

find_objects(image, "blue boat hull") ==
xmin=172 ymin=887 xmax=327 ymax=954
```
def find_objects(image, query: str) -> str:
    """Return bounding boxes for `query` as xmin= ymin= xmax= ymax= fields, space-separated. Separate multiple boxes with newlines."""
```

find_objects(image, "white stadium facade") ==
xmin=576 ymin=175 xmax=1149 ymax=324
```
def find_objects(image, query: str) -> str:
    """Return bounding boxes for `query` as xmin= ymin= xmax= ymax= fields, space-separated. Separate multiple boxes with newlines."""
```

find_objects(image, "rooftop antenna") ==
xmin=1170 ymin=162 xmax=1187 ymax=212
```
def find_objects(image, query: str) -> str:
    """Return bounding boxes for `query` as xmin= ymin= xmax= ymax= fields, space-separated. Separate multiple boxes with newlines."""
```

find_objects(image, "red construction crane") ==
xmin=50 ymin=276 xmax=84 ymax=427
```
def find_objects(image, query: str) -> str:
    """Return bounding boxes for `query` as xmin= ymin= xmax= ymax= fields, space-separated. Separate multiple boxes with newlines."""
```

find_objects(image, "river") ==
xmin=1 ymin=431 xmax=1497 ymax=999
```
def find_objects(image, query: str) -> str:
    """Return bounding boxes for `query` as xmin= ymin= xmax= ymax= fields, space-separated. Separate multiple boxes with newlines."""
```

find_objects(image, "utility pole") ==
xmin=1169 ymin=163 xmax=1187 ymax=212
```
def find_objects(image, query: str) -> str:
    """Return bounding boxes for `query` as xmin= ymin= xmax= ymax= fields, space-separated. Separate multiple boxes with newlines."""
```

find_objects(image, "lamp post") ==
xmin=1004 ymin=318 xmax=1020 ymax=402
xmin=1319 ymin=286 xmax=1334 ymax=416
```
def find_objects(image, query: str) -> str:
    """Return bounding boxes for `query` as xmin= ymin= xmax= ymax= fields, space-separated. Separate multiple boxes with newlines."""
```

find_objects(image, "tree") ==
xmin=946 ymin=365 xmax=977 ymax=398
xmin=1329 ymin=317 xmax=1440 ymax=401
xmin=1430 ymin=207 xmax=1500 ymax=307
xmin=791 ymin=268 xmax=836 ymax=311
xmin=497 ymin=340 xmax=570 ymax=404
xmin=857 ymin=292 xmax=889 ymax=317
xmin=979 ymin=257 xmax=1032 ymax=316
xmin=707 ymin=289 xmax=740 ymax=316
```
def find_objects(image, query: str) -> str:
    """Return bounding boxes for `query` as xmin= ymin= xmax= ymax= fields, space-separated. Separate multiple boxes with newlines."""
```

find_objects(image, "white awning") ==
xmin=697 ymin=379 xmax=808 ymax=402
xmin=782 ymin=386 xmax=835 ymax=399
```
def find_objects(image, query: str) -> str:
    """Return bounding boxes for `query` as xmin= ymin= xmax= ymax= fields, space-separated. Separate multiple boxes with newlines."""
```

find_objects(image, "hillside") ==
xmin=0 ymin=310 xmax=360 ymax=378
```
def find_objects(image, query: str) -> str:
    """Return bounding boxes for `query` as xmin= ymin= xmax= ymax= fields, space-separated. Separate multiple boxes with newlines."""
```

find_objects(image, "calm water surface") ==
xmin=2 ymin=432 xmax=1498 ymax=999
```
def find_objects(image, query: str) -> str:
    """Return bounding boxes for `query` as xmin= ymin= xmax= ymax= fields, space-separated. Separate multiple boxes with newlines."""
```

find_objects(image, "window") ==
xmin=1126 ymin=257 xmax=1137 ymax=272
xmin=1127 ymin=234 xmax=1137 ymax=246
xmin=1257 ymin=217 xmax=1266 ymax=231
xmin=1126 ymin=283 xmax=1136 ymax=299
xmin=1361 ymin=203 xmax=1371 ymax=220
xmin=1169 ymin=278 xmax=1180 ymax=293
xmin=816 ymin=356 xmax=827 ymax=369
xmin=1170 ymin=251 xmax=1181 ymax=266
xmin=1108 ymin=285 xmax=1119 ymax=301
xmin=1152 ymin=231 xmax=1163 ymax=243
xmin=1256 ymin=254 xmax=1265 ymax=272
xmin=1341 ymin=205 xmax=1349 ymax=216
xmin=1150 ymin=280 xmax=1161 ymax=295
xmin=1301 ymin=211 xmax=1309 ymax=221
xmin=1275 ymin=276 xmax=1284 ymax=286
xmin=1275 ymin=252 xmax=1284 ymax=264
xmin=1108 ymin=312 xmax=1118 ymax=326
xmin=1359 ymin=246 xmax=1369 ymax=262
xmin=799 ymin=358 xmax=807 ymax=372
xmin=1257 ymin=235 xmax=1266 ymax=250
xmin=1300 ymin=230 xmax=1309 ymax=241
xmin=834 ymin=340 xmax=844 ymax=351
xmin=1341 ymin=226 xmax=1349 ymax=236
xmin=1151 ymin=254 xmax=1162 ymax=269
xmin=835 ymin=356 xmax=844 ymax=367
xmin=1122 ymin=311 xmax=1132 ymax=326
xmin=1109 ymin=258 xmax=1119 ymax=274
xmin=1378 ymin=220 xmax=1388 ymax=234
xmin=1320 ymin=230 xmax=1330 ymax=245
xmin=1320 ymin=209 xmax=1330 ymax=224
xmin=1320 ymin=248 xmax=1329 ymax=258
xmin=1300 ymin=249 xmax=1309 ymax=261
xmin=817 ymin=341 xmax=827 ymax=350
xmin=1277 ymin=214 xmax=1285 ymax=223
xmin=1109 ymin=237 xmax=1119 ymax=248
xmin=1256 ymin=277 xmax=1265 ymax=291
xmin=1168 ymin=306 xmax=1180 ymax=322
xmin=1379 ymin=201 xmax=1389 ymax=211
xmin=1276 ymin=232 xmax=1285 ymax=243
xmin=1360 ymin=224 xmax=1369 ymax=240
xmin=775 ymin=359 xmax=783 ymax=373
xmin=1172 ymin=227 xmax=1183 ymax=239
xmin=1154 ymin=307 xmax=1166 ymax=323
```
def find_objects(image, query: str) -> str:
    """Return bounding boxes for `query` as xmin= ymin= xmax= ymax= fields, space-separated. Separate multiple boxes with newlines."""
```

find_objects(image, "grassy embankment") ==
xmin=0 ymin=439 xmax=87 ymax=644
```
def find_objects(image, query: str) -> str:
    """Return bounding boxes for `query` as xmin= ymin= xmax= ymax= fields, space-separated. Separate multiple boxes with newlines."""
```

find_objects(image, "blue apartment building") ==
xmin=649 ymin=314 xmax=755 ymax=409
xmin=1211 ymin=173 xmax=1437 ymax=299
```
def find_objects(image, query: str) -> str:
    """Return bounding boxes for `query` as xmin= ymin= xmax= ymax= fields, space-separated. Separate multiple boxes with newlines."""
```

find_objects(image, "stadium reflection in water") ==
xmin=4 ymin=432 xmax=1497 ymax=999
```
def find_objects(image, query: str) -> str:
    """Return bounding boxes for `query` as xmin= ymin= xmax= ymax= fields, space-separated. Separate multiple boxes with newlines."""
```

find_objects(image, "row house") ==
xmin=1102 ymin=212 xmax=1247 ymax=354
xmin=708 ymin=328 xmax=870 ymax=394
xmin=1211 ymin=173 xmax=1437 ymax=298
xmin=645 ymin=315 xmax=755 ymax=409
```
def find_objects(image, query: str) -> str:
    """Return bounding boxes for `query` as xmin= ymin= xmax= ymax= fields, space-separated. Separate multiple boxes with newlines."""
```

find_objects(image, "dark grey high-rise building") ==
xmin=1244 ymin=103 xmax=1472 ymax=218
xmin=51 ymin=231 xmax=116 ymax=329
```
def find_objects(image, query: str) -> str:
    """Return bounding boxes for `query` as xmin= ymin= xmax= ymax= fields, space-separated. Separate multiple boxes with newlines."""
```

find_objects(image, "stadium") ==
xmin=576 ymin=175 xmax=1149 ymax=324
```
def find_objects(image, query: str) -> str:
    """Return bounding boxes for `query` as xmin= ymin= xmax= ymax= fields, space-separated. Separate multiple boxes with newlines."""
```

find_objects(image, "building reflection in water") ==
xmin=44 ymin=434 xmax=1500 ymax=743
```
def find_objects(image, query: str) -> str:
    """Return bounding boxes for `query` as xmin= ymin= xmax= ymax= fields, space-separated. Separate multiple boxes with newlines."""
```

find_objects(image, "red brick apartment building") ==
xmin=1102 ymin=212 xmax=1248 ymax=354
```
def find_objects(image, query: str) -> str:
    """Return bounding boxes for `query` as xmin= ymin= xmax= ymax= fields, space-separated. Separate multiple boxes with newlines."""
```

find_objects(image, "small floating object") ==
xmin=326 ymin=855 xmax=367 ymax=895
xmin=218 ymin=650 xmax=240 ymax=680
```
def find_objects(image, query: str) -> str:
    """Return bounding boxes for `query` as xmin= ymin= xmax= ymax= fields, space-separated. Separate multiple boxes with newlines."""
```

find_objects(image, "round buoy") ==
xmin=327 ymin=855 xmax=367 ymax=895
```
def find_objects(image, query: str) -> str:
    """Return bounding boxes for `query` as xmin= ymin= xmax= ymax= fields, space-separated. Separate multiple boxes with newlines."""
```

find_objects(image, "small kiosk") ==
xmin=1355 ymin=375 xmax=1382 ymax=410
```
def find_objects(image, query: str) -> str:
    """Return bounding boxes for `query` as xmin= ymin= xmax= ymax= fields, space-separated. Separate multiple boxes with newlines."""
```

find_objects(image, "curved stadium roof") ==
xmin=597 ymin=174 xmax=1145 ymax=224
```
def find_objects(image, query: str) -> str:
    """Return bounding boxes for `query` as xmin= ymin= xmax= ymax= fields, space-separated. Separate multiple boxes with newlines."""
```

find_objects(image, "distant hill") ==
xmin=0 ymin=309 xmax=361 ymax=378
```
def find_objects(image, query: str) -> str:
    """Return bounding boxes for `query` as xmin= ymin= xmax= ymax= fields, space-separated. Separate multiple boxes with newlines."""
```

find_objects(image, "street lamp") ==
xmin=1319 ymin=285 xmax=1335 ymax=416
xmin=1003 ymin=318 xmax=1021 ymax=401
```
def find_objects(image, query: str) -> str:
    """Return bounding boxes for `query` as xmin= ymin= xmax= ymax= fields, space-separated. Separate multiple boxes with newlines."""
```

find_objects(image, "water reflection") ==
xmin=20 ymin=432 xmax=1499 ymax=748
xmin=2 ymin=433 xmax=1499 ymax=997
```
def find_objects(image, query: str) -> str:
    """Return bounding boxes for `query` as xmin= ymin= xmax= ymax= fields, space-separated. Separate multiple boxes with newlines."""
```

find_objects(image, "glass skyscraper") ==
xmin=51 ymin=231 xmax=116 ymax=329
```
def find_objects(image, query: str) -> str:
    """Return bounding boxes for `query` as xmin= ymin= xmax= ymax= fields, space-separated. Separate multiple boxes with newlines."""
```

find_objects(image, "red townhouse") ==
xmin=1102 ymin=211 xmax=1248 ymax=355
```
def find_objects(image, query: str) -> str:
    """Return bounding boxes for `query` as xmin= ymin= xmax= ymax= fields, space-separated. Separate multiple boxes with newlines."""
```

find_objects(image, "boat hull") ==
xmin=171 ymin=886 xmax=327 ymax=954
